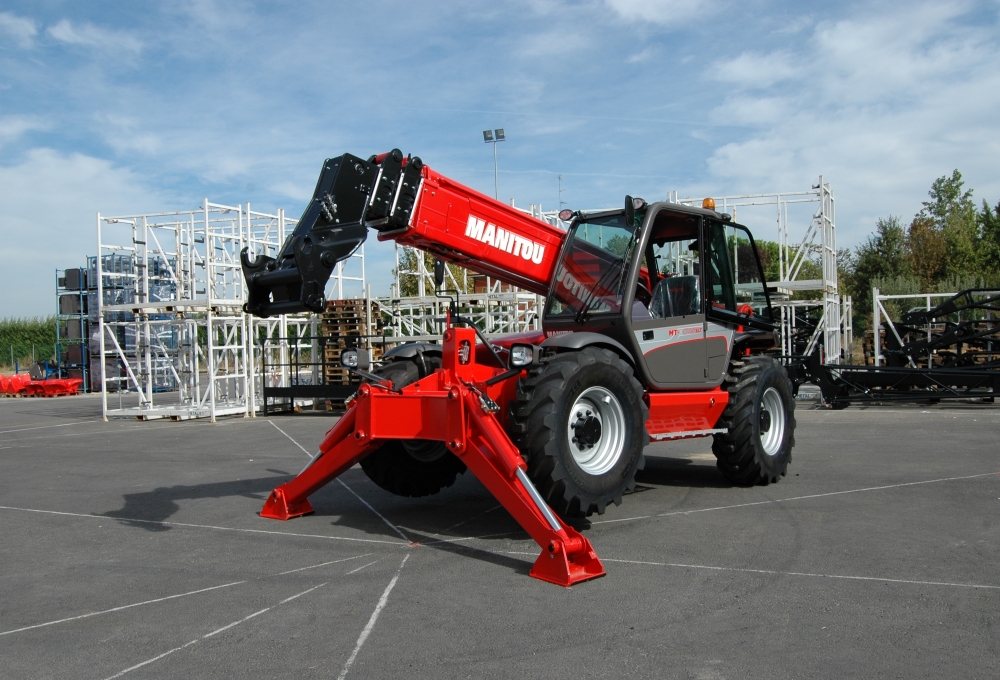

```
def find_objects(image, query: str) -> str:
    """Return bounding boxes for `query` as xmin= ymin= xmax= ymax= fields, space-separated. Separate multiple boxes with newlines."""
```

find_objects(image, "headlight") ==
xmin=509 ymin=344 xmax=534 ymax=368
xmin=340 ymin=349 xmax=359 ymax=368
xmin=340 ymin=348 xmax=370 ymax=370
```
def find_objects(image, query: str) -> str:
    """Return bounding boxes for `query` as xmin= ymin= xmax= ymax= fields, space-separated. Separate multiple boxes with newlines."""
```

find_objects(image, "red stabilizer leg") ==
xmin=259 ymin=406 xmax=379 ymax=521
xmin=462 ymin=391 xmax=606 ymax=586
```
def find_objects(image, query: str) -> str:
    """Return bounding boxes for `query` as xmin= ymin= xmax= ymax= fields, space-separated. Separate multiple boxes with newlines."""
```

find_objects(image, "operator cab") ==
xmin=544 ymin=201 xmax=775 ymax=390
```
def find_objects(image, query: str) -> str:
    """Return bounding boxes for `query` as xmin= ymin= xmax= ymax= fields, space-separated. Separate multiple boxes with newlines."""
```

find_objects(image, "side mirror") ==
xmin=624 ymin=195 xmax=635 ymax=228
xmin=433 ymin=259 xmax=445 ymax=289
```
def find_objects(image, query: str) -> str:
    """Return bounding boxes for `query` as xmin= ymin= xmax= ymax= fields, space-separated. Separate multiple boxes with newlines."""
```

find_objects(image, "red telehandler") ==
xmin=241 ymin=149 xmax=796 ymax=586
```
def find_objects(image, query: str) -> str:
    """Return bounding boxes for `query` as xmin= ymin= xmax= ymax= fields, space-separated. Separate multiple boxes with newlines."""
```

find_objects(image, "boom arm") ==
xmin=241 ymin=149 xmax=566 ymax=317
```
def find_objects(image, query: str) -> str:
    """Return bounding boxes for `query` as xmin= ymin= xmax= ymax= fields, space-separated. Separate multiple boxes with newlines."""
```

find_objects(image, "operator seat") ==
xmin=650 ymin=276 xmax=700 ymax=318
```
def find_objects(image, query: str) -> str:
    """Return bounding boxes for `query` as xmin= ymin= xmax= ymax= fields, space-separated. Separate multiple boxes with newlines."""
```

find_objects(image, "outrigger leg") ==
xmin=259 ymin=326 xmax=605 ymax=587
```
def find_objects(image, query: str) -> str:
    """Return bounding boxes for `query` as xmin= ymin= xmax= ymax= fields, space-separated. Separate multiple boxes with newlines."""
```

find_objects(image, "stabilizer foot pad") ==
xmin=260 ymin=488 xmax=314 ymax=520
xmin=529 ymin=532 xmax=605 ymax=587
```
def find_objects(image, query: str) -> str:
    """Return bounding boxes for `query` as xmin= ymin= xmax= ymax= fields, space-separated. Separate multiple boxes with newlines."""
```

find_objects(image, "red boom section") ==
xmin=259 ymin=326 xmax=605 ymax=587
xmin=380 ymin=166 xmax=567 ymax=296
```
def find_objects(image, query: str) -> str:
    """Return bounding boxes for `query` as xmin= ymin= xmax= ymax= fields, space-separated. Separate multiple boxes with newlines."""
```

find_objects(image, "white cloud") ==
xmin=627 ymin=47 xmax=654 ymax=63
xmin=702 ymin=2 xmax=1000 ymax=246
xmin=0 ymin=115 xmax=47 ymax=148
xmin=0 ymin=11 xmax=37 ymax=48
xmin=603 ymin=0 xmax=716 ymax=25
xmin=0 ymin=149 xmax=171 ymax=317
xmin=47 ymin=19 xmax=142 ymax=53
xmin=714 ymin=51 xmax=801 ymax=88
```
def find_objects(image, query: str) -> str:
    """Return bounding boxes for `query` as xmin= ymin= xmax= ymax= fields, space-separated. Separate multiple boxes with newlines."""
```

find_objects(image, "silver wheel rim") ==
xmin=567 ymin=386 xmax=626 ymax=475
xmin=759 ymin=386 xmax=786 ymax=456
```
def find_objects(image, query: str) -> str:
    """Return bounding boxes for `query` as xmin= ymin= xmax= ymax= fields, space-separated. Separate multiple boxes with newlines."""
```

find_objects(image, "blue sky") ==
xmin=1 ymin=1 xmax=999 ymax=316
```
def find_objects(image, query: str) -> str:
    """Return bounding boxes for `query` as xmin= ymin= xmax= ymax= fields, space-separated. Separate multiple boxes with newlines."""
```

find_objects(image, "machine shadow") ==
xmin=406 ymin=529 xmax=533 ymax=576
xmin=100 ymin=474 xmax=291 ymax=531
xmin=633 ymin=455 xmax=732 ymax=489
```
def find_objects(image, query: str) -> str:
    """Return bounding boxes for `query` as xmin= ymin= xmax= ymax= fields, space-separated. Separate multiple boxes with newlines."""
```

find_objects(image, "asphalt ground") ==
xmin=1 ymin=394 xmax=998 ymax=679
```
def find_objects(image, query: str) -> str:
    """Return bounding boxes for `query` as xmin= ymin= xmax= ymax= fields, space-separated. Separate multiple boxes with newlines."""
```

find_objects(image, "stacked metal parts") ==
xmin=56 ymin=267 xmax=91 ymax=388
xmin=872 ymin=289 xmax=1000 ymax=369
xmin=796 ymin=288 xmax=999 ymax=405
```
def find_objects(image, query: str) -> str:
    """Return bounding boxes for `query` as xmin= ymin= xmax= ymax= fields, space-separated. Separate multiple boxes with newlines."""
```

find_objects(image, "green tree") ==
xmin=915 ymin=170 xmax=978 ymax=279
xmin=848 ymin=216 xmax=912 ymax=328
xmin=906 ymin=216 xmax=947 ymax=288
xmin=0 ymin=316 xmax=57 ymax=370
xmin=977 ymin=199 xmax=1000 ymax=282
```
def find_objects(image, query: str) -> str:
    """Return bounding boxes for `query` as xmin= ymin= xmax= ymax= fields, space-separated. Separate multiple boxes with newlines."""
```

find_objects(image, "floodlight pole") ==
xmin=483 ymin=128 xmax=504 ymax=201
xmin=492 ymin=141 xmax=499 ymax=200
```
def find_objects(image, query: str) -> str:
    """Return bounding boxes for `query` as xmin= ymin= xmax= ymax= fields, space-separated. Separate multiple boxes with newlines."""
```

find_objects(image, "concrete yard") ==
xmin=1 ymin=394 xmax=998 ymax=679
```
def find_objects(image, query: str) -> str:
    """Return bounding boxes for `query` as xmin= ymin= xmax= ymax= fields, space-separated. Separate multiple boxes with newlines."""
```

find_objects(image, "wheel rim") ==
xmin=759 ymin=386 xmax=786 ymax=456
xmin=567 ymin=386 xmax=626 ymax=475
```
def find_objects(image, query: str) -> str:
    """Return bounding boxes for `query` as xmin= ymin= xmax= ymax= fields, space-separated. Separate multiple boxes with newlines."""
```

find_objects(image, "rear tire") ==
xmin=511 ymin=347 xmax=647 ymax=517
xmin=359 ymin=358 xmax=467 ymax=497
xmin=713 ymin=356 xmax=795 ymax=485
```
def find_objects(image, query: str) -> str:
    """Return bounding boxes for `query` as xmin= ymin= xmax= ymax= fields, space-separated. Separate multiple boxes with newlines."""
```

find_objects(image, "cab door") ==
xmin=629 ymin=211 xmax=713 ymax=388
xmin=703 ymin=220 xmax=738 ymax=383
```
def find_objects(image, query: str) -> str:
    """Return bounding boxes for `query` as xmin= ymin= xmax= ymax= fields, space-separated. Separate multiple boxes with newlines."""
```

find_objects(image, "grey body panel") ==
xmin=540 ymin=331 xmax=635 ymax=365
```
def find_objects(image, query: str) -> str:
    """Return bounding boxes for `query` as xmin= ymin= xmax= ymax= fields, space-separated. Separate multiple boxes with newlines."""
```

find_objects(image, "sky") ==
xmin=1 ymin=0 xmax=999 ymax=316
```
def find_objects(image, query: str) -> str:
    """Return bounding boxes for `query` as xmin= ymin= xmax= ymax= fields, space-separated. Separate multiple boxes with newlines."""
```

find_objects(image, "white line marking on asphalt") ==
xmin=416 ymin=529 xmax=528 ymax=547
xmin=346 ymin=560 xmax=380 ymax=575
xmin=335 ymin=479 xmax=411 ymax=542
xmin=102 ymin=582 xmax=329 ymax=680
xmin=201 ymin=607 xmax=271 ymax=638
xmin=441 ymin=503 xmax=503 ymax=532
xmin=0 ymin=415 xmax=255 ymax=445
xmin=0 ymin=505 xmax=409 ymax=546
xmin=276 ymin=554 xmax=373 ymax=575
xmin=267 ymin=419 xmax=315 ymax=456
xmin=656 ymin=471 xmax=1000 ymax=517
xmin=337 ymin=554 xmax=410 ymax=680
xmin=267 ymin=419 xmax=411 ymax=542
xmin=278 ymin=581 xmax=328 ymax=604
xmin=102 ymin=640 xmax=200 ymax=680
xmin=589 ymin=515 xmax=652 ymax=525
xmin=589 ymin=471 xmax=1000 ymax=525
xmin=602 ymin=558 xmax=1000 ymax=590
xmin=0 ymin=581 xmax=245 ymax=638
xmin=0 ymin=420 xmax=103 ymax=435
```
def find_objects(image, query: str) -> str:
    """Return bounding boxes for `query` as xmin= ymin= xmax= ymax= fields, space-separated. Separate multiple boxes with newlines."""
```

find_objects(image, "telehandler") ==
xmin=241 ymin=149 xmax=795 ymax=585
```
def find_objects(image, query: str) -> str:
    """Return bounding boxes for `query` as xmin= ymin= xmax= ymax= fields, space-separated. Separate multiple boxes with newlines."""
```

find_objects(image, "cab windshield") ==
xmin=545 ymin=213 xmax=639 ymax=320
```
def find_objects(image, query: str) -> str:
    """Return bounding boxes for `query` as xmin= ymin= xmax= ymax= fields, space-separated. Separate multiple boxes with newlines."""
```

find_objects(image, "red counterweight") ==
xmin=259 ymin=326 xmax=605 ymax=587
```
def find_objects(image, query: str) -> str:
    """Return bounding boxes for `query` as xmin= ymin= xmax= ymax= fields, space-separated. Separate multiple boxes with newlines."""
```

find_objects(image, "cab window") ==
xmin=640 ymin=211 xmax=702 ymax=319
xmin=706 ymin=222 xmax=737 ymax=312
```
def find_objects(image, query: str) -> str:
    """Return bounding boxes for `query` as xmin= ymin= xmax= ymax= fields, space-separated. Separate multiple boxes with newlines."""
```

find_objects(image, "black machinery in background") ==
xmin=788 ymin=288 xmax=999 ymax=407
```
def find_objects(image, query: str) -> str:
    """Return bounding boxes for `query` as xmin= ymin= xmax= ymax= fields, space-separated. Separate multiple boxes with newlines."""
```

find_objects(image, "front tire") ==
xmin=512 ymin=347 xmax=648 ymax=517
xmin=713 ymin=356 xmax=796 ymax=485
xmin=359 ymin=358 xmax=467 ymax=497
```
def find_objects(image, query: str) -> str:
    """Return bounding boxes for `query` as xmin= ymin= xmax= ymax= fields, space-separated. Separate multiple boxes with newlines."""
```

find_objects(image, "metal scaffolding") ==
xmin=667 ymin=177 xmax=850 ymax=364
xmin=95 ymin=200 xmax=311 ymax=421
xmin=94 ymin=177 xmax=847 ymax=421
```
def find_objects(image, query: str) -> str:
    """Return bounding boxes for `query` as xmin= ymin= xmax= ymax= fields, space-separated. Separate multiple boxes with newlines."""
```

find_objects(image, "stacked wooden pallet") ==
xmin=321 ymin=299 xmax=383 ymax=386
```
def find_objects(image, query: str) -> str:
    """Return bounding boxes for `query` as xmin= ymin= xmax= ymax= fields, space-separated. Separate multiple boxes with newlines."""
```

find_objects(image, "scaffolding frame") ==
xmin=667 ymin=177 xmax=848 ymax=364
xmin=95 ymin=200 xmax=306 ymax=421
